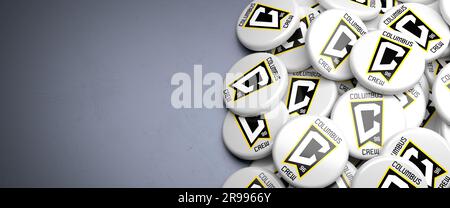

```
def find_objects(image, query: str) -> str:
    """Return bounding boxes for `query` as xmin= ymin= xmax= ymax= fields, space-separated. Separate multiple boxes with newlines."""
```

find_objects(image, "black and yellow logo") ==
xmin=421 ymin=99 xmax=436 ymax=127
xmin=351 ymin=100 xmax=384 ymax=148
xmin=435 ymin=59 xmax=450 ymax=76
xmin=273 ymin=16 xmax=309 ymax=55
xmin=367 ymin=37 xmax=411 ymax=81
xmin=247 ymin=177 xmax=266 ymax=188
xmin=394 ymin=92 xmax=415 ymax=109
xmin=321 ymin=19 xmax=360 ymax=69
xmin=350 ymin=0 xmax=370 ymax=6
xmin=284 ymin=125 xmax=336 ymax=178
xmin=230 ymin=60 xmax=274 ymax=101
xmin=285 ymin=77 xmax=320 ymax=116
xmin=388 ymin=10 xmax=440 ymax=51
xmin=244 ymin=4 xmax=289 ymax=30
xmin=235 ymin=115 xmax=271 ymax=149
xmin=399 ymin=141 xmax=447 ymax=188
xmin=378 ymin=167 xmax=416 ymax=188
xmin=381 ymin=0 xmax=397 ymax=14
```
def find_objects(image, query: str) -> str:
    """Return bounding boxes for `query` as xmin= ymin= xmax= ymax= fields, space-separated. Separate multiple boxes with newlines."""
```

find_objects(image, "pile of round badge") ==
xmin=222 ymin=0 xmax=450 ymax=188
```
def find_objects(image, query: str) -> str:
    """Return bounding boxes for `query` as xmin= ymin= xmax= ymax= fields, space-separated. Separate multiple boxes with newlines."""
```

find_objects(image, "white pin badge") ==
xmin=393 ymin=84 xmax=427 ymax=128
xmin=352 ymin=156 xmax=427 ymax=188
xmin=381 ymin=128 xmax=450 ymax=188
xmin=236 ymin=0 xmax=301 ymax=51
xmin=331 ymin=86 xmax=406 ymax=160
xmin=223 ymin=167 xmax=286 ymax=188
xmin=329 ymin=162 xmax=358 ymax=188
xmin=273 ymin=115 xmax=349 ymax=188
xmin=350 ymin=30 xmax=425 ymax=95
xmin=306 ymin=10 xmax=368 ymax=81
xmin=432 ymin=64 xmax=450 ymax=125
xmin=271 ymin=7 xmax=320 ymax=72
xmin=379 ymin=3 xmax=450 ymax=61
xmin=223 ymin=53 xmax=288 ymax=117
xmin=223 ymin=103 xmax=289 ymax=160
xmin=318 ymin=0 xmax=382 ymax=21
xmin=426 ymin=57 xmax=450 ymax=85
xmin=284 ymin=69 xmax=338 ymax=117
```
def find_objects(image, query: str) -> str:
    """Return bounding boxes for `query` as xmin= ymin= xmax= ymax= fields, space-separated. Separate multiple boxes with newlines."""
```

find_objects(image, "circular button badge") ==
xmin=306 ymin=9 xmax=368 ymax=81
xmin=331 ymin=86 xmax=406 ymax=160
xmin=271 ymin=7 xmax=320 ymax=72
xmin=223 ymin=103 xmax=289 ymax=160
xmin=273 ymin=115 xmax=349 ymax=188
xmin=329 ymin=162 xmax=358 ymax=188
xmin=440 ymin=121 xmax=450 ymax=141
xmin=432 ymin=64 xmax=450 ymax=125
xmin=223 ymin=167 xmax=285 ymax=188
xmin=284 ymin=69 xmax=338 ymax=117
xmin=441 ymin=0 xmax=450 ymax=26
xmin=236 ymin=0 xmax=301 ymax=51
xmin=393 ymin=84 xmax=427 ymax=128
xmin=223 ymin=53 xmax=288 ymax=117
xmin=379 ymin=3 xmax=450 ymax=61
xmin=425 ymin=57 xmax=450 ymax=85
xmin=352 ymin=156 xmax=427 ymax=188
xmin=421 ymin=95 xmax=443 ymax=133
xmin=318 ymin=0 xmax=382 ymax=21
xmin=381 ymin=128 xmax=450 ymax=188
xmin=350 ymin=30 xmax=425 ymax=95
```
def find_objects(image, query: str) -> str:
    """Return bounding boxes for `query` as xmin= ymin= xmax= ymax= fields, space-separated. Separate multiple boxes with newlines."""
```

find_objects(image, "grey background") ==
xmin=0 ymin=0 xmax=253 ymax=187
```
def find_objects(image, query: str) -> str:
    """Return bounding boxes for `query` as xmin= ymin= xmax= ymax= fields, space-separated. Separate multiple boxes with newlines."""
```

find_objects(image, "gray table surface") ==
xmin=0 ymin=0 xmax=254 ymax=187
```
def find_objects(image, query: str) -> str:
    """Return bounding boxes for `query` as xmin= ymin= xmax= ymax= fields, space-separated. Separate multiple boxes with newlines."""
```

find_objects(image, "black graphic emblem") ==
xmin=245 ymin=4 xmax=289 ymax=30
xmin=368 ymin=37 xmax=410 ymax=81
xmin=351 ymin=100 xmax=384 ymax=148
xmin=285 ymin=77 xmax=320 ymax=116
xmin=230 ymin=61 xmax=273 ymax=101
xmin=378 ymin=168 xmax=416 ymax=188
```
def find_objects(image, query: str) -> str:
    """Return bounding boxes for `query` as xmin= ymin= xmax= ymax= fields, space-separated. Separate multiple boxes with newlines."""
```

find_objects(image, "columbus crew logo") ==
xmin=350 ymin=0 xmax=369 ymax=6
xmin=399 ymin=141 xmax=447 ymax=188
xmin=321 ymin=19 xmax=360 ymax=69
xmin=394 ymin=92 xmax=415 ymax=109
xmin=435 ymin=59 xmax=450 ymax=76
xmin=284 ymin=125 xmax=336 ymax=178
xmin=285 ymin=77 xmax=320 ymax=116
xmin=378 ymin=168 xmax=416 ymax=188
xmin=273 ymin=16 xmax=309 ymax=55
xmin=380 ymin=0 xmax=397 ymax=14
xmin=230 ymin=61 xmax=274 ymax=101
xmin=235 ymin=115 xmax=271 ymax=148
xmin=389 ymin=10 xmax=440 ymax=51
xmin=368 ymin=37 xmax=410 ymax=81
xmin=247 ymin=177 xmax=266 ymax=188
xmin=244 ymin=4 xmax=289 ymax=30
xmin=421 ymin=99 xmax=436 ymax=127
xmin=351 ymin=100 xmax=383 ymax=148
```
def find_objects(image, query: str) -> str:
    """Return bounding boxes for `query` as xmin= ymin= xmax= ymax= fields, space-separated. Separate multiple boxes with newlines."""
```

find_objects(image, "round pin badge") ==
xmin=352 ymin=156 xmax=427 ymax=188
xmin=432 ymin=64 xmax=450 ymax=125
xmin=394 ymin=84 xmax=427 ymax=128
xmin=441 ymin=0 xmax=450 ymax=26
xmin=337 ymin=79 xmax=358 ymax=95
xmin=365 ymin=0 xmax=400 ymax=31
xmin=329 ymin=162 xmax=357 ymax=188
xmin=425 ymin=57 xmax=450 ymax=85
xmin=273 ymin=115 xmax=349 ymax=188
xmin=440 ymin=121 xmax=450 ymax=141
xmin=223 ymin=53 xmax=288 ymax=117
xmin=271 ymin=7 xmax=320 ymax=72
xmin=306 ymin=9 xmax=368 ymax=81
xmin=223 ymin=103 xmax=289 ymax=160
xmin=223 ymin=167 xmax=285 ymax=188
xmin=318 ymin=0 xmax=381 ymax=21
xmin=381 ymin=128 xmax=450 ymax=188
xmin=379 ymin=3 xmax=450 ymax=61
xmin=284 ymin=69 xmax=338 ymax=117
xmin=419 ymin=75 xmax=430 ymax=101
xmin=421 ymin=94 xmax=443 ymax=132
xmin=350 ymin=30 xmax=425 ymax=95
xmin=331 ymin=86 xmax=406 ymax=160
xmin=236 ymin=0 xmax=301 ymax=51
